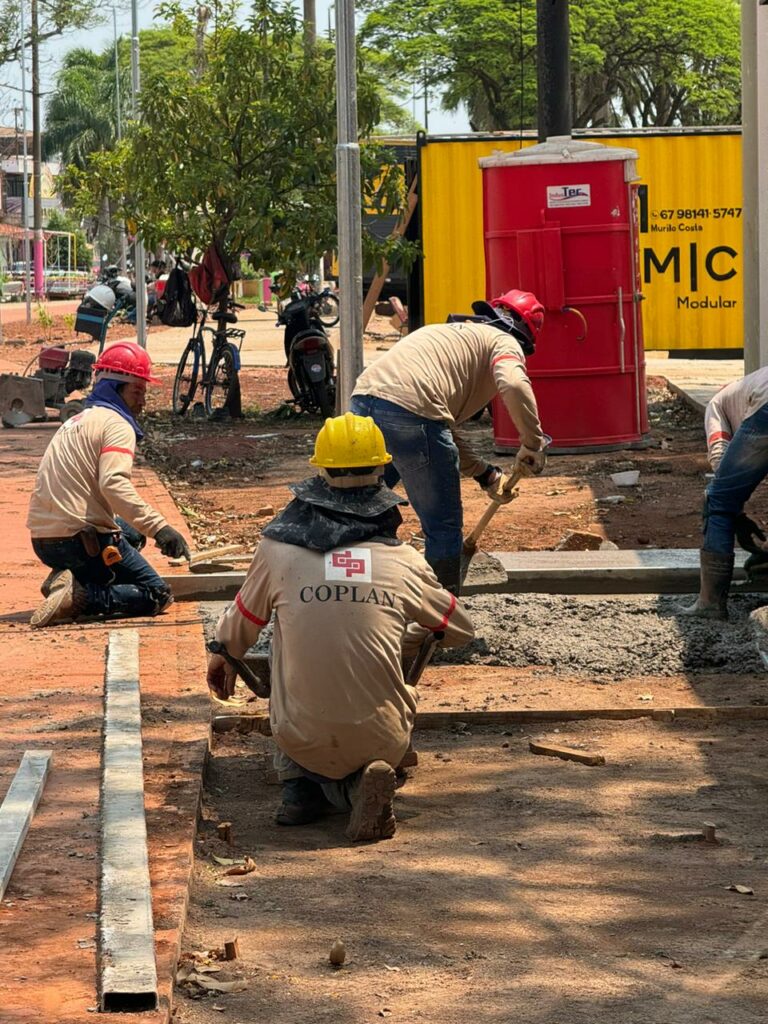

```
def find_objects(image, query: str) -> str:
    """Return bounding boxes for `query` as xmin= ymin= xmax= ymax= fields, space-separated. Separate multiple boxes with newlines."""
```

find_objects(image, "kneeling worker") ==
xmin=27 ymin=341 xmax=190 ymax=627
xmin=207 ymin=413 xmax=474 ymax=842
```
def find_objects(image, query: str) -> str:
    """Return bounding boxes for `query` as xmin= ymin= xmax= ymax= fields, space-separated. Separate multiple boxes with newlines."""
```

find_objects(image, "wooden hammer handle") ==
xmin=463 ymin=468 xmax=523 ymax=555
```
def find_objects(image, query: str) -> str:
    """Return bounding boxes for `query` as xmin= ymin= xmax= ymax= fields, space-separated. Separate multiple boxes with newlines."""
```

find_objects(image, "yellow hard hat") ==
xmin=310 ymin=412 xmax=392 ymax=469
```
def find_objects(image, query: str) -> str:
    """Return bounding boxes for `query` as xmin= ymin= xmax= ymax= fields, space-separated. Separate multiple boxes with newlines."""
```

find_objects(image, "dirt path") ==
xmin=174 ymin=716 xmax=768 ymax=1024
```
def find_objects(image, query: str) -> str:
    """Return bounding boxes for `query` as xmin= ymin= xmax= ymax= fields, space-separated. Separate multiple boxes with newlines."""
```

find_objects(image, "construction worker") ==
xmin=687 ymin=366 xmax=768 ymax=618
xmin=350 ymin=290 xmax=548 ymax=593
xmin=27 ymin=341 xmax=190 ymax=628
xmin=207 ymin=413 xmax=474 ymax=842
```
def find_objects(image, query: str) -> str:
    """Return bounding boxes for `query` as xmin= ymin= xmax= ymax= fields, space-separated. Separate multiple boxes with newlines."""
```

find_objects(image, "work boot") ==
xmin=30 ymin=572 xmax=88 ymax=629
xmin=40 ymin=569 xmax=67 ymax=598
xmin=682 ymin=550 xmax=734 ymax=620
xmin=431 ymin=556 xmax=462 ymax=596
xmin=346 ymin=760 xmax=397 ymax=842
xmin=275 ymin=777 xmax=329 ymax=827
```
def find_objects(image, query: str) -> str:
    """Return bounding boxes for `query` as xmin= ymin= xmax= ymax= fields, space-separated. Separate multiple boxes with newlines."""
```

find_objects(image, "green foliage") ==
xmin=64 ymin=0 xmax=415 ymax=286
xmin=0 ymin=0 xmax=96 ymax=69
xmin=45 ymin=209 xmax=92 ymax=270
xmin=358 ymin=0 xmax=741 ymax=130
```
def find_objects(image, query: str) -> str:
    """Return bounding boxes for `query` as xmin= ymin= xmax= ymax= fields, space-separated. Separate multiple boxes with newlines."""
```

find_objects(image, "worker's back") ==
xmin=216 ymin=536 xmax=473 ymax=779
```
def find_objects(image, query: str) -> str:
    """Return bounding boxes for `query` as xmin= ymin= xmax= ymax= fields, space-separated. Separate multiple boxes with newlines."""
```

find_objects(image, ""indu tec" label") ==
xmin=546 ymin=184 xmax=591 ymax=208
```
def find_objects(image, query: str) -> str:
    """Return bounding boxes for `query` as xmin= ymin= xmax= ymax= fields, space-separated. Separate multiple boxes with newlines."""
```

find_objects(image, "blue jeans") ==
xmin=274 ymin=749 xmax=359 ymax=812
xmin=350 ymin=395 xmax=463 ymax=565
xmin=31 ymin=518 xmax=172 ymax=619
xmin=704 ymin=402 xmax=768 ymax=555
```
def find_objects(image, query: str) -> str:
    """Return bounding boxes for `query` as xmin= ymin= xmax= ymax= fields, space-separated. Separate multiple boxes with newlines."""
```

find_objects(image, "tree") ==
xmin=0 ymin=0 xmax=99 ymax=69
xmin=358 ymin=0 xmax=741 ymax=131
xmin=63 ymin=0 xmax=412 ymax=289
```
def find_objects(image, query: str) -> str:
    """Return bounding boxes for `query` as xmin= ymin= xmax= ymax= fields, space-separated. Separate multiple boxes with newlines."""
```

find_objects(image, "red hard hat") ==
xmin=93 ymin=341 xmax=159 ymax=384
xmin=491 ymin=290 xmax=545 ymax=341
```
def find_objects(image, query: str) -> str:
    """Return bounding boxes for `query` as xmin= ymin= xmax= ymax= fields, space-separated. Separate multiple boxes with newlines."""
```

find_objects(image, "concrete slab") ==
xmin=166 ymin=549 xmax=755 ymax=599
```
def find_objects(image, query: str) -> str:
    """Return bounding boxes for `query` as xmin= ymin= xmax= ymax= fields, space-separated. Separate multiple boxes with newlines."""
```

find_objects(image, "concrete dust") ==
xmin=436 ymin=592 xmax=767 ymax=677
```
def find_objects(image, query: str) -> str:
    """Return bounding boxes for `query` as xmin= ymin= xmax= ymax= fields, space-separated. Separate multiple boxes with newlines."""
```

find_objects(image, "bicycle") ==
xmin=172 ymin=301 xmax=246 ymax=417
xmin=275 ymin=275 xmax=340 ymax=328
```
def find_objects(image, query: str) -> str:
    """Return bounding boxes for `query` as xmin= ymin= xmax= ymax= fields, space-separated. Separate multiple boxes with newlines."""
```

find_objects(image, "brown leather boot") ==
xmin=682 ymin=550 xmax=734 ymax=621
xmin=346 ymin=761 xmax=396 ymax=842
xmin=40 ymin=569 xmax=67 ymax=598
xmin=30 ymin=572 xmax=88 ymax=629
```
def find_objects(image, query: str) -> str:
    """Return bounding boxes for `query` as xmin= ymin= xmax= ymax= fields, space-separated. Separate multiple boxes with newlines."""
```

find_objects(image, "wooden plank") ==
xmin=529 ymin=740 xmax=606 ymax=766
xmin=211 ymin=704 xmax=768 ymax=736
xmin=0 ymin=750 xmax=52 ymax=901
xmin=99 ymin=629 xmax=158 ymax=1013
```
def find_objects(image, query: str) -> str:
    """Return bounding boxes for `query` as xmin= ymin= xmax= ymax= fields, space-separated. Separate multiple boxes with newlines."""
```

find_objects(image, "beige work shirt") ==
xmin=705 ymin=368 xmax=768 ymax=470
xmin=27 ymin=406 xmax=167 ymax=538
xmin=352 ymin=321 xmax=545 ymax=476
xmin=215 ymin=536 xmax=474 ymax=779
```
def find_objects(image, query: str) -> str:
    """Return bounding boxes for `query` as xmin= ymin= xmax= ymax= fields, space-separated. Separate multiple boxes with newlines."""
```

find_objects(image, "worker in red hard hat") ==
xmin=351 ymin=289 xmax=548 ymax=595
xmin=27 ymin=341 xmax=190 ymax=628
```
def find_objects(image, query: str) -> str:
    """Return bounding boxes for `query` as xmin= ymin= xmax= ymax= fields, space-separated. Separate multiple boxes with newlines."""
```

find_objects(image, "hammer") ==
xmin=206 ymin=640 xmax=271 ymax=699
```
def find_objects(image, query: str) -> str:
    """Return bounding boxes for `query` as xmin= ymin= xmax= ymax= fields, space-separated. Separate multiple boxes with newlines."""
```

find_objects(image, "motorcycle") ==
xmin=277 ymin=295 xmax=336 ymax=417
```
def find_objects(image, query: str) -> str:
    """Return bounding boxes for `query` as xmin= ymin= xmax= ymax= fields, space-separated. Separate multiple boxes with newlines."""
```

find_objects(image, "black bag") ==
xmin=159 ymin=267 xmax=197 ymax=327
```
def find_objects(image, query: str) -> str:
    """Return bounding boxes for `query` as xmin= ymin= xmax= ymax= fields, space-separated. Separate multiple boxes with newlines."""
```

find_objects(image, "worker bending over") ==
xmin=351 ymin=290 xmax=548 ymax=593
xmin=27 ymin=341 xmax=190 ymax=628
xmin=208 ymin=413 xmax=473 ymax=842
xmin=687 ymin=366 xmax=768 ymax=618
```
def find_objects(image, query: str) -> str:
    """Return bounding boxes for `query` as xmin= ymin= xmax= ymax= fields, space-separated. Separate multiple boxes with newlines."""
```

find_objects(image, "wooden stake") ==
xmin=224 ymin=938 xmax=240 ymax=961
xmin=529 ymin=741 xmax=606 ymax=766
xmin=217 ymin=821 xmax=232 ymax=844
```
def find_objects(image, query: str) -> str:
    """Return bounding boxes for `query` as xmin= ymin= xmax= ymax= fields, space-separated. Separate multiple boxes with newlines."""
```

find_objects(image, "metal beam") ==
xmin=536 ymin=0 xmax=572 ymax=142
xmin=742 ymin=0 xmax=768 ymax=370
xmin=0 ymin=750 xmax=52 ymax=901
xmin=99 ymin=629 xmax=157 ymax=1013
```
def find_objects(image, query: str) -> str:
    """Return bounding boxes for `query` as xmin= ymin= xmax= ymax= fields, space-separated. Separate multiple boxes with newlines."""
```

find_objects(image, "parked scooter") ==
xmin=277 ymin=295 xmax=336 ymax=417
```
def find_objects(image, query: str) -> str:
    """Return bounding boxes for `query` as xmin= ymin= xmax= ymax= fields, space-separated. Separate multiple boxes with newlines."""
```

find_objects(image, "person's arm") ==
xmin=451 ymin=427 xmax=487 ymax=478
xmin=705 ymin=385 xmax=735 ymax=472
xmin=491 ymin=342 xmax=546 ymax=456
xmin=208 ymin=543 xmax=274 ymax=699
xmin=401 ymin=555 xmax=474 ymax=656
xmin=97 ymin=418 xmax=167 ymax=537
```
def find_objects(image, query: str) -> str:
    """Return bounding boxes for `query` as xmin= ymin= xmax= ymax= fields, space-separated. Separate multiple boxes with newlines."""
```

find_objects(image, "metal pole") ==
xmin=113 ymin=8 xmax=128 ymax=273
xmin=31 ymin=0 xmax=45 ymax=301
xmin=334 ymin=0 xmax=364 ymax=409
xmin=18 ymin=0 xmax=32 ymax=323
xmin=536 ymin=0 xmax=572 ymax=142
xmin=130 ymin=0 xmax=147 ymax=346
xmin=742 ymin=0 xmax=768 ymax=372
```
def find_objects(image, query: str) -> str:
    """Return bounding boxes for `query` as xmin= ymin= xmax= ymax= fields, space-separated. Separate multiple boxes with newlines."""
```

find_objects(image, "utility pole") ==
xmin=31 ymin=0 xmax=45 ymax=300
xmin=303 ymin=0 xmax=316 ymax=46
xmin=742 ymin=0 xmax=768 ymax=371
xmin=334 ymin=0 xmax=364 ymax=409
xmin=113 ymin=8 xmax=128 ymax=273
xmin=130 ymin=0 xmax=147 ymax=346
xmin=17 ymin=3 xmax=32 ymax=324
xmin=536 ymin=0 xmax=572 ymax=142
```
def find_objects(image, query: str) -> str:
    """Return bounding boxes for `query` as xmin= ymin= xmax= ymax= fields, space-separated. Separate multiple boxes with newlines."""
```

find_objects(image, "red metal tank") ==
xmin=480 ymin=137 xmax=649 ymax=451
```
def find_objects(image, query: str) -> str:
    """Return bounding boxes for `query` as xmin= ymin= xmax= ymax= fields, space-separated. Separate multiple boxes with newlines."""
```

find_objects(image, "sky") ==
xmin=2 ymin=0 xmax=469 ymax=134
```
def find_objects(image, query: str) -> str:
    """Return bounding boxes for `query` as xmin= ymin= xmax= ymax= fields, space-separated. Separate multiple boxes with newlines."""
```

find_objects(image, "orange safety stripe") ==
xmin=100 ymin=446 xmax=135 ymax=457
xmin=235 ymin=592 xmax=269 ymax=627
xmin=707 ymin=431 xmax=732 ymax=444
xmin=491 ymin=353 xmax=523 ymax=367
xmin=421 ymin=592 xmax=457 ymax=633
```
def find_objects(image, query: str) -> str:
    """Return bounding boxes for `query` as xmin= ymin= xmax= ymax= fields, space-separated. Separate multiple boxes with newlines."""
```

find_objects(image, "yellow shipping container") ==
xmin=419 ymin=131 xmax=742 ymax=351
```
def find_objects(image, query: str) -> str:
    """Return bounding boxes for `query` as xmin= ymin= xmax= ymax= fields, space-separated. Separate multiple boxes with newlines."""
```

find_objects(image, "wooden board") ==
xmin=99 ymin=629 xmax=158 ymax=1013
xmin=0 ymin=750 xmax=52 ymax=901
xmin=529 ymin=740 xmax=606 ymax=766
xmin=211 ymin=704 xmax=768 ymax=736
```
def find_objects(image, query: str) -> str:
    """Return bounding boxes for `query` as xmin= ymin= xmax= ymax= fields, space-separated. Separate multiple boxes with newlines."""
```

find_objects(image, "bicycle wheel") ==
xmin=172 ymin=338 xmax=202 ymax=415
xmin=204 ymin=344 xmax=238 ymax=418
xmin=315 ymin=292 xmax=339 ymax=328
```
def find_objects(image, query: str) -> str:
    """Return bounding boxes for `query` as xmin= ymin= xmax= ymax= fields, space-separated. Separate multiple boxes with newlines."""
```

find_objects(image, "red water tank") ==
xmin=39 ymin=347 xmax=69 ymax=371
xmin=480 ymin=137 xmax=649 ymax=452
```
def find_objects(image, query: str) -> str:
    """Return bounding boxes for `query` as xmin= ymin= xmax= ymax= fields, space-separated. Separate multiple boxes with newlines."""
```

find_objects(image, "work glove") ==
xmin=207 ymin=652 xmax=238 ymax=701
xmin=735 ymin=513 xmax=768 ymax=554
xmin=474 ymin=464 xmax=516 ymax=504
xmin=154 ymin=524 xmax=191 ymax=561
xmin=514 ymin=445 xmax=547 ymax=478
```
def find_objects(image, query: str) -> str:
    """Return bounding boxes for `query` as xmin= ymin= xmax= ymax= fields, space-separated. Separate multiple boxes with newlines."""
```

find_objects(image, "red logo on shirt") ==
xmin=331 ymin=550 xmax=367 ymax=578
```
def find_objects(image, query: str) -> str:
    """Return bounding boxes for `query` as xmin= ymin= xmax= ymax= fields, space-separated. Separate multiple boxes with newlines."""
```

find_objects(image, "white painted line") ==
xmin=0 ymin=750 xmax=52 ymax=901
xmin=99 ymin=629 xmax=158 ymax=1013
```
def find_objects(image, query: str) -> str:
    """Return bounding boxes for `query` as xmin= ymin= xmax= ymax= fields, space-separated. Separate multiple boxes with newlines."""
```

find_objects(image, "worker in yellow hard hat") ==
xmin=207 ymin=413 xmax=473 ymax=843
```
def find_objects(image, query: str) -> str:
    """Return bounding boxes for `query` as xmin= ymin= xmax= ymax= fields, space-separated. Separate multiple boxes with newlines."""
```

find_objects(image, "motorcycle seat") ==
xmin=210 ymin=310 xmax=238 ymax=324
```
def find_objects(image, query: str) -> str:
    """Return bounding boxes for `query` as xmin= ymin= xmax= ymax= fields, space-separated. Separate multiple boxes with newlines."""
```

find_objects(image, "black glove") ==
xmin=154 ymin=525 xmax=190 ymax=560
xmin=473 ymin=464 xmax=501 ymax=488
xmin=735 ymin=513 xmax=767 ymax=554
